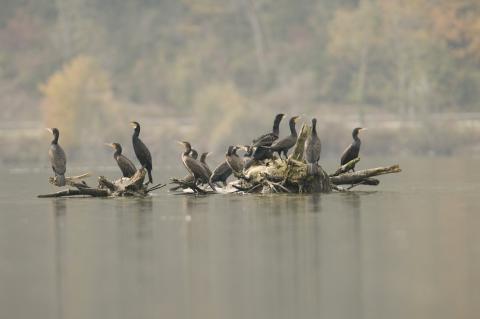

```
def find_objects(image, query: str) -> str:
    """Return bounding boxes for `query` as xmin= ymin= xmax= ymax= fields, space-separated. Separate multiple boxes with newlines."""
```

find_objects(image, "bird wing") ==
xmin=133 ymin=138 xmax=152 ymax=166
xmin=305 ymin=135 xmax=321 ymax=163
xmin=49 ymin=144 xmax=67 ymax=175
xmin=270 ymin=136 xmax=296 ymax=151
xmin=252 ymin=133 xmax=278 ymax=147
xmin=117 ymin=155 xmax=137 ymax=177
xmin=210 ymin=161 xmax=232 ymax=182
xmin=340 ymin=143 xmax=353 ymax=165
xmin=226 ymin=155 xmax=244 ymax=173
xmin=184 ymin=156 xmax=209 ymax=180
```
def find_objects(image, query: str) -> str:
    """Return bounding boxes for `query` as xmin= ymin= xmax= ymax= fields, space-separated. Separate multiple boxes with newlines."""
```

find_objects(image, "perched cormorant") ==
xmin=179 ymin=141 xmax=216 ymax=191
xmin=210 ymin=155 xmax=233 ymax=187
xmin=105 ymin=143 xmax=137 ymax=178
xmin=46 ymin=128 xmax=67 ymax=186
xmin=269 ymin=116 xmax=300 ymax=159
xmin=170 ymin=148 xmax=200 ymax=191
xmin=199 ymin=152 xmax=212 ymax=177
xmin=252 ymin=113 xmax=285 ymax=147
xmin=340 ymin=127 xmax=366 ymax=170
xmin=130 ymin=121 xmax=153 ymax=184
xmin=305 ymin=118 xmax=321 ymax=164
xmin=226 ymin=145 xmax=244 ymax=174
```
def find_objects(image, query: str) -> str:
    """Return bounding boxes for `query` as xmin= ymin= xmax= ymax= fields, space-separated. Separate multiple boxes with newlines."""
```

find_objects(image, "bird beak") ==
xmin=104 ymin=143 xmax=114 ymax=148
xmin=45 ymin=128 xmax=53 ymax=134
xmin=177 ymin=141 xmax=187 ymax=146
xmin=294 ymin=116 xmax=301 ymax=122
xmin=129 ymin=122 xmax=136 ymax=128
xmin=360 ymin=128 xmax=368 ymax=131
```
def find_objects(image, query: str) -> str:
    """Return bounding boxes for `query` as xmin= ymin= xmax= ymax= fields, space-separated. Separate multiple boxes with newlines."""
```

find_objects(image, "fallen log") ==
xmin=38 ymin=188 xmax=109 ymax=198
xmin=38 ymin=168 xmax=166 ymax=198
xmin=329 ymin=165 xmax=401 ymax=185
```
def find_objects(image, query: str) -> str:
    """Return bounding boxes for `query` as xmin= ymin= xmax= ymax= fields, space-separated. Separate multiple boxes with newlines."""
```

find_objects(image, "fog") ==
xmin=1 ymin=0 xmax=480 ymax=169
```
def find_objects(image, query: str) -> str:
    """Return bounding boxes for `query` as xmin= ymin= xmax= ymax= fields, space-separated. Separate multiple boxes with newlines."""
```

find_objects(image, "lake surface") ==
xmin=0 ymin=158 xmax=479 ymax=319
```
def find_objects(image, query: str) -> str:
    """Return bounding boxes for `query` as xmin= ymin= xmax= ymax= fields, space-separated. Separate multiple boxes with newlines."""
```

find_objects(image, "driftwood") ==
xmin=169 ymin=177 xmax=213 ymax=195
xmin=329 ymin=165 xmax=401 ymax=185
xmin=38 ymin=168 xmax=166 ymax=198
xmin=222 ymin=123 xmax=401 ymax=194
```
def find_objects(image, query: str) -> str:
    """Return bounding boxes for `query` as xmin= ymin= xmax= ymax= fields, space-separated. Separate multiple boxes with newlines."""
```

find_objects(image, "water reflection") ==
xmin=310 ymin=193 xmax=322 ymax=212
xmin=51 ymin=199 xmax=67 ymax=319
xmin=3 ymin=159 xmax=480 ymax=319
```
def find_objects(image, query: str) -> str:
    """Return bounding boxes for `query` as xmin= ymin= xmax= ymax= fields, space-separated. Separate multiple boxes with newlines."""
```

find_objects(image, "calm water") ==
xmin=0 ymin=158 xmax=479 ymax=319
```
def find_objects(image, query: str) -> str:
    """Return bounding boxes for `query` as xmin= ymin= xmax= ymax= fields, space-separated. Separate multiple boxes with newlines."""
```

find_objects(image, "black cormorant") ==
xmin=210 ymin=154 xmax=233 ymax=187
xmin=130 ymin=121 xmax=153 ymax=184
xmin=226 ymin=145 xmax=244 ymax=174
xmin=105 ymin=143 xmax=137 ymax=178
xmin=47 ymin=128 xmax=67 ymax=186
xmin=269 ymin=115 xmax=300 ymax=159
xmin=340 ymin=127 xmax=366 ymax=170
xmin=252 ymin=113 xmax=285 ymax=147
xmin=305 ymin=118 xmax=321 ymax=164
xmin=179 ymin=141 xmax=216 ymax=191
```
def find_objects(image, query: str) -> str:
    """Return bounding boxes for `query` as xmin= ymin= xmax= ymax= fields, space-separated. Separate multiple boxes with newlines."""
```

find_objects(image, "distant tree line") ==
xmin=1 ymin=0 xmax=479 ymax=117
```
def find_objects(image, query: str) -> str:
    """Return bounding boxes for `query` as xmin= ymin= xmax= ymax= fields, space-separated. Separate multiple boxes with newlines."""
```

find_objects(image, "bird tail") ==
xmin=147 ymin=169 xmax=153 ymax=184
xmin=56 ymin=174 xmax=66 ymax=186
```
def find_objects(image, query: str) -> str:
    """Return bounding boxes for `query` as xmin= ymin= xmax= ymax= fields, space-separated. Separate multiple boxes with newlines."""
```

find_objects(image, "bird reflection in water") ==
xmin=52 ymin=199 xmax=67 ymax=319
xmin=310 ymin=193 xmax=322 ymax=213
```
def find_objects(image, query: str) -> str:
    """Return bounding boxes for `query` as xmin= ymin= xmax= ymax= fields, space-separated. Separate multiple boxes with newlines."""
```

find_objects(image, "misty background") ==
xmin=1 ymin=0 xmax=480 ymax=170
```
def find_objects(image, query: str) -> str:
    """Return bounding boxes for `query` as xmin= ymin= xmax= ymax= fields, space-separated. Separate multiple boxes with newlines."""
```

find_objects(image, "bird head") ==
xmin=353 ymin=127 xmax=367 ymax=137
xmin=178 ymin=141 xmax=192 ymax=149
xmin=46 ymin=127 xmax=59 ymax=135
xmin=130 ymin=121 xmax=140 ymax=129
xmin=105 ymin=142 xmax=121 ymax=152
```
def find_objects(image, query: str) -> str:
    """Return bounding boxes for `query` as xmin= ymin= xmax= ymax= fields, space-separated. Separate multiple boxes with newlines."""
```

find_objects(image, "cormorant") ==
xmin=105 ymin=143 xmax=137 ymax=178
xmin=269 ymin=115 xmax=300 ymax=159
xmin=252 ymin=113 xmax=285 ymax=147
xmin=210 ymin=155 xmax=233 ymax=187
xmin=46 ymin=128 xmax=67 ymax=186
xmin=199 ymin=152 xmax=212 ymax=177
xmin=130 ymin=121 xmax=153 ymax=184
xmin=170 ymin=148 xmax=200 ymax=191
xmin=305 ymin=118 xmax=321 ymax=164
xmin=340 ymin=127 xmax=366 ymax=170
xmin=179 ymin=141 xmax=216 ymax=191
xmin=226 ymin=145 xmax=244 ymax=174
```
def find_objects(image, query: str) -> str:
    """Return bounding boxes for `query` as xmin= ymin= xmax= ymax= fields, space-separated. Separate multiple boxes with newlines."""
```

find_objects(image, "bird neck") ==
xmin=183 ymin=145 xmax=191 ymax=157
xmin=353 ymin=132 xmax=360 ymax=141
xmin=133 ymin=127 xmax=140 ymax=139
xmin=312 ymin=122 xmax=317 ymax=136
xmin=272 ymin=117 xmax=282 ymax=136
xmin=289 ymin=120 xmax=297 ymax=136
xmin=51 ymin=134 xmax=59 ymax=145
xmin=114 ymin=149 xmax=121 ymax=158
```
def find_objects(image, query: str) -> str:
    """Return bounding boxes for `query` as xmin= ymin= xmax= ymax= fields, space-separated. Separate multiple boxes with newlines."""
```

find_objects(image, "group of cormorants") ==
xmin=46 ymin=114 xmax=365 ymax=190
